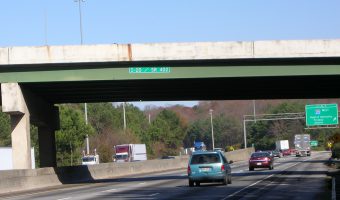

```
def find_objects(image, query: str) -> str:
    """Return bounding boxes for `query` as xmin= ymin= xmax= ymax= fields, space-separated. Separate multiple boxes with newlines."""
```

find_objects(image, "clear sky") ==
xmin=1 ymin=0 xmax=340 ymax=109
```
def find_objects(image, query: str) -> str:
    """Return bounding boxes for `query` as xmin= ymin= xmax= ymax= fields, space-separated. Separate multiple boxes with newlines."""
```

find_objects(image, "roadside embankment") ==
xmin=0 ymin=147 xmax=254 ymax=194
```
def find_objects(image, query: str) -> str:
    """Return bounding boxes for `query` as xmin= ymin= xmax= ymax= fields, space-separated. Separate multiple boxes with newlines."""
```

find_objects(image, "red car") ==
xmin=281 ymin=149 xmax=291 ymax=156
xmin=249 ymin=152 xmax=274 ymax=171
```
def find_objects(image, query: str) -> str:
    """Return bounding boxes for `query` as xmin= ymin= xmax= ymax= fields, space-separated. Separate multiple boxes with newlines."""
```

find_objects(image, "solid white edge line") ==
xmin=332 ymin=177 xmax=336 ymax=200
xmin=222 ymin=156 xmax=315 ymax=200
xmin=222 ymin=174 xmax=275 ymax=200
xmin=101 ymin=188 xmax=117 ymax=193
xmin=57 ymin=197 xmax=72 ymax=200
xmin=149 ymin=193 xmax=160 ymax=196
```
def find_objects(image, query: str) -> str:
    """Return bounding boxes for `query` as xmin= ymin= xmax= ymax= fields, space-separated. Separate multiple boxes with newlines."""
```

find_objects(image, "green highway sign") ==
xmin=305 ymin=104 xmax=338 ymax=126
xmin=129 ymin=67 xmax=171 ymax=73
xmin=310 ymin=140 xmax=318 ymax=147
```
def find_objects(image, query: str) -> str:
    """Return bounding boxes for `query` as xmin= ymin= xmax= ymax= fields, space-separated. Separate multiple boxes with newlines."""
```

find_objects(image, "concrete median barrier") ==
xmin=0 ymin=147 xmax=254 ymax=194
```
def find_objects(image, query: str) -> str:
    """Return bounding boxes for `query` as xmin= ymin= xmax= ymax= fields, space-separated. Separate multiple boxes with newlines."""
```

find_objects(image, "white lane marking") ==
xmin=223 ymin=156 xmax=314 ymax=199
xmin=332 ymin=177 xmax=336 ymax=200
xmin=57 ymin=197 xmax=72 ymax=200
xmin=101 ymin=188 xmax=117 ymax=193
xmin=139 ymin=182 xmax=146 ymax=185
xmin=149 ymin=193 xmax=160 ymax=196
xmin=223 ymin=174 xmax=275 ymax=199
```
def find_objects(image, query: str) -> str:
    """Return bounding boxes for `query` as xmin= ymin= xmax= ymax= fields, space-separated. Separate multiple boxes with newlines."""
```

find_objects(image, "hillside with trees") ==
xmin=1 ymin=99 xmax=340 ymax=167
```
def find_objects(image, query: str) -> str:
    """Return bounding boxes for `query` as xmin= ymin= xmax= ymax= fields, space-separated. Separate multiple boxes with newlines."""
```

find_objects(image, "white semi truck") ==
xmin=82 ymin=149 xmax=100 ymax=165
xmin=114 ymin=144 xmax=147 ymax=162
xmin=294 ymin=134 xmax=311 ymax=157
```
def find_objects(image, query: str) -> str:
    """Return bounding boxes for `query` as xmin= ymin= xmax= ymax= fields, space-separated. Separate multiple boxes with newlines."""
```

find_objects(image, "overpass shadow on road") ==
xmin=54 ymin=165 xmax=95 ymax=184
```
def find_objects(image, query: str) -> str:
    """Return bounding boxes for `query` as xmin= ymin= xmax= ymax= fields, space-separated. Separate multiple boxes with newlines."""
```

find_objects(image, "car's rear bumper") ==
xmin=188 ymin=173 xmax=226 ymax=181
xmin=249 ymin=161 xmax=271 ymax=168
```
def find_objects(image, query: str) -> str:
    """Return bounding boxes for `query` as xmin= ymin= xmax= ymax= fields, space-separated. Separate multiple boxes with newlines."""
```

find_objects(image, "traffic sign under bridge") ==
xmin=305 ymin=104 xmax=338 ymax=126
xmin=310 ymin=140 xmax=318 ymax=147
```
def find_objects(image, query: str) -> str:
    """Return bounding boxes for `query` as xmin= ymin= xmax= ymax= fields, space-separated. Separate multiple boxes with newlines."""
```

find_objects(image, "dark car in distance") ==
xmin=249 ymin=152 xmax=274 ymax=171
xmin=271 ymin=150 xmax=282 ymax=158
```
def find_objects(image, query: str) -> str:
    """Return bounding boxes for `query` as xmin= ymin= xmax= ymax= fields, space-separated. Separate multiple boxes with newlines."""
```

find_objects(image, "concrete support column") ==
xmin=1 ymin=83 xmax=32 ymax=169
xmin=10 ymin=113 xmax=32 ymax=169
xmin=38 ymin=126 xmax=57 ymax=168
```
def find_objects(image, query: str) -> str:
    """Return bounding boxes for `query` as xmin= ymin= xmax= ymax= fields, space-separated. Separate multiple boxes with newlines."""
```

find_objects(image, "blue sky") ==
xmin=1 ymin=0 xmax=340 ymax=109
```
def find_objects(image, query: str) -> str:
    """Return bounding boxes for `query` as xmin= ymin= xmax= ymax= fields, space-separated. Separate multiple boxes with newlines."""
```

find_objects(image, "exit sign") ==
xmin=129 ymin=67 xmax=171 ymax=73
xmin=305 ymin=104 xmax=338 ymax=126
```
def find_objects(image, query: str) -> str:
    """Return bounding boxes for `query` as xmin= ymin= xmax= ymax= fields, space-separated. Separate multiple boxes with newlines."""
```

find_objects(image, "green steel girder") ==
xmin=1 ymin=65 xmax=340 ymax=83
xmin=1 ymin=57 xmax=340 ymax=103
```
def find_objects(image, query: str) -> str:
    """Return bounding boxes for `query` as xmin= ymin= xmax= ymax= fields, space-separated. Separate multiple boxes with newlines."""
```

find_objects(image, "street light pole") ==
xmin=123 ymin=102 xmax=126 ymax=131
xmin=75 ymin=0 xmax=88 ymax=154
xmin=253 ymin=100 xmax=256 ymax=123
xmin=243 ymin=119 xmax=247 ymax=149
xmin=75 ymin=0 xmax=84 ymax=44
xmin=209 ymin=109 xmax=215 ymax=150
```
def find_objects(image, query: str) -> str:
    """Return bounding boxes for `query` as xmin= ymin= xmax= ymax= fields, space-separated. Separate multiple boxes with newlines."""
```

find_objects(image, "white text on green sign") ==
xmin=305 ymin=104 xmax=338 ymax=126
xmin=129 ymin=67 xmax=171 ymax=73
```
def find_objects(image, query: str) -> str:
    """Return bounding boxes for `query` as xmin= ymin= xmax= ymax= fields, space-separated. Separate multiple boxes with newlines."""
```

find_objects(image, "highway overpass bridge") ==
xmin=1 ymin=39 xmax=340 ymax=169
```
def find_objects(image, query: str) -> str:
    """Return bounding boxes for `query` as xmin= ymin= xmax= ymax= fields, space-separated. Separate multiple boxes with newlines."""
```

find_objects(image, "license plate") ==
xmin=256 ymin=162 xmax=262 ymax=166
xmin=200 ymin=168 xmax=211 ymax=172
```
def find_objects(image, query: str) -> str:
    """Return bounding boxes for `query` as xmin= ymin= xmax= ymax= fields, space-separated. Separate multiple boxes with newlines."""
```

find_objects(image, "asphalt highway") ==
xmin=1 ymin=151 xmax=331 ymax=200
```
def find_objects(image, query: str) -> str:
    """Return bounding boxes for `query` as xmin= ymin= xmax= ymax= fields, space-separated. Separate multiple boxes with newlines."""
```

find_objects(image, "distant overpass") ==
xmin=1 ymin=39 xmax=340 ymax=169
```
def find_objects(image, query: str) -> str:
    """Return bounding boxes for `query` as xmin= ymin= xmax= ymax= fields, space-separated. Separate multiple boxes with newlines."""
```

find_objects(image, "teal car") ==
xmin=187 ymin=151 xmax=232 ymax=187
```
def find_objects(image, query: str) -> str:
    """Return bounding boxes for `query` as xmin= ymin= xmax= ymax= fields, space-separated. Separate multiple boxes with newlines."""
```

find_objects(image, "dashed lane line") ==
xmin=222 ymin=155 xmax=315 ymax=200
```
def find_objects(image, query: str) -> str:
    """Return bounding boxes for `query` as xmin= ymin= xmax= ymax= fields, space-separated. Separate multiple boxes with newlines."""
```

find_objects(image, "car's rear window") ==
xmin=251 ymin=152 xmax=269 ymax=158
xmin=190 ymin=154 xmax=221 ymax=164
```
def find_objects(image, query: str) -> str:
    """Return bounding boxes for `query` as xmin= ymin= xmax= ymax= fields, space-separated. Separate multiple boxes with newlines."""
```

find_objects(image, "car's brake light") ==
xmin=264 ymin=157 xmax=270 ymax=161
xmin=187 ymin=165 xmax=191 ymax=175
xmin=221 ymin=164 xmax=225 ymax=171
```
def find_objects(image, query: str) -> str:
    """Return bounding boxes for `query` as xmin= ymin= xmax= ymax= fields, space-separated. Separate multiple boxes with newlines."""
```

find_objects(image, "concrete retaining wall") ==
xmin=225 ymin=147 xmax=254 ymax=162
xmin=0 ymin=147 xmax=254 ymax=194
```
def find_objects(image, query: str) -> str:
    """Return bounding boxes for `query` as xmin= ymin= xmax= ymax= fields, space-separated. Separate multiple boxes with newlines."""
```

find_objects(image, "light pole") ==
xmin=243 ymin=119 xmax=247 ymax=149
xmin=75 ymin=0 xmax=89 ymax=154
xmin=209 ymin=109 xmax=215 ymax=150
xmin=123 ymin=102 xmax=127 ymax=131
xmin=253 ymin=100 xmax=256 ymax=123
xmin=75 ymin=0 xmax=84 ymax=44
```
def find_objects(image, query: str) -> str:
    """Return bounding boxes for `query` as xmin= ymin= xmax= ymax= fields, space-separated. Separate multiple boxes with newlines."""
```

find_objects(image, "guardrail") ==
xmin=0 ymin=147 xmax=254 ymax=194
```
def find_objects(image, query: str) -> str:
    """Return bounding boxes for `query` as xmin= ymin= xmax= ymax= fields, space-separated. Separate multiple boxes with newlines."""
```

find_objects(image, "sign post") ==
xmin=305 ymin=104 xmax=338 ymax=126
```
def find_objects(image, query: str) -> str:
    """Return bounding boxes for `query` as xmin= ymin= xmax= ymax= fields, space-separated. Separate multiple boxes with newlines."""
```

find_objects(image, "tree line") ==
xmin=0 ymin=100 xmax=337 ymax=167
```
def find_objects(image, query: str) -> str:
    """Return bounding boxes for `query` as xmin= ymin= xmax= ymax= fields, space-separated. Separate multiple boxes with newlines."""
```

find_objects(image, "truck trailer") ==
xmin=275 ymin=140 xmax=289 ymax=151
xmin=294 ymin=134 xmax=311 ymax=157
xmin=114 ymin=144 xmax=147 ymax=162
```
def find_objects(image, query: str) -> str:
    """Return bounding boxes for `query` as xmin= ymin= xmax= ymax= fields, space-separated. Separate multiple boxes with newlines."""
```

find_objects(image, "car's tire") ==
xmin=222 ymin=176 xmax=227 ymax=185
xmin=227 ymin=175 xmax=232 ymax=184
xmin=269 ymin=164 xmax=274 ymax=170
xmin=195 ymin=181 xmax=200 ymax=186
xmin=189 ymin=180 xmax=194 ymax=187
xmin=249 ymin=167 xmax=254 ymax=171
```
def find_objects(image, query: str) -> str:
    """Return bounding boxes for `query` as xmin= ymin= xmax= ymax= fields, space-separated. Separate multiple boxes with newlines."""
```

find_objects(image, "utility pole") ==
xmin=75 ymin=0 xmax=84 ymax=44
xmin=243 ymin=119 xmax=247 ymax=149
xmin=253 ymin=100 xmax=256 ymax=123
xmin=123 ymin=102 xmax=127 ymax=131
xmin=209 ymin=109 xmax=215 ymax=150
xmin=74 ymin=0 xmax=89 ymax=154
